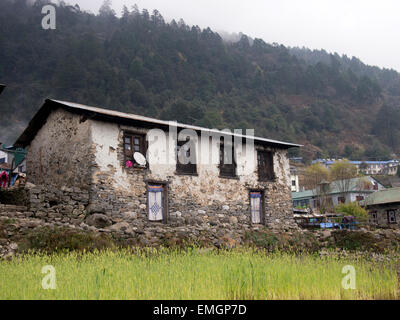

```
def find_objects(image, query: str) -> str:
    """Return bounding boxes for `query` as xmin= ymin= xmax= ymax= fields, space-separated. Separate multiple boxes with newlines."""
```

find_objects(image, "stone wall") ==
xmin=87 ymin=119 xmax=295 ymax=233
xmin=28 ymin=184 xmax=89 ymax=225
xmin=26 ymin=108 xmax=94 ymax=190
xmin=20 ymin=108 xmax=297 ymax=246
xmin=369 ymin=204 xmax=400 ymax=228
xmin=0 ymin=179 xmax=297 ymax=249
xmin=2 ymin=202 xmax=400 ymax=259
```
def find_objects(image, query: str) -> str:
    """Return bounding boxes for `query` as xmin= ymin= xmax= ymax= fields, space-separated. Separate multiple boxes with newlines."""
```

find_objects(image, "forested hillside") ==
xmin=1 ymin=0 xmax=400 ymax=161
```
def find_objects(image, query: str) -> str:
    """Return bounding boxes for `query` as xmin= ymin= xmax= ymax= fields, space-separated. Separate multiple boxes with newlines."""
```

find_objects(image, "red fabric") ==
xmin=0 ymin=171 xmax=8 ymax=188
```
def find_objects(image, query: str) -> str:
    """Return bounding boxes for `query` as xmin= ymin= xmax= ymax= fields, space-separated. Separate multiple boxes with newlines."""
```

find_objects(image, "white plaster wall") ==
xmin=90 ymin=120 xmax=132 ymax=190
xmin=89 ymin=119 xmax=291 ymax=194
xmin=290 ymin=174 xmax=299 ymax=192
xmin=0 ymin=150 xmax=9 ymax=163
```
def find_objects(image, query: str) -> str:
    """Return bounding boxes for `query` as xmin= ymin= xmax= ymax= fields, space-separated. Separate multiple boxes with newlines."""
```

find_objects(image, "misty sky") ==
xmin=62 ymin=0 xmax=400 ymax=71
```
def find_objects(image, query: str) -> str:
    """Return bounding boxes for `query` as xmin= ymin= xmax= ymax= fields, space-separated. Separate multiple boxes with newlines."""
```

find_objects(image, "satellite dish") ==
xmin=134 ymin=152 xmax=147 ymax=166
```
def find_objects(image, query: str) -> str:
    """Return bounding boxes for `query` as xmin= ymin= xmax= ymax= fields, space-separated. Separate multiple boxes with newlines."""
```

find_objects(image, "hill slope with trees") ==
xmin=1 ymin=0 xmax=400 ymax=161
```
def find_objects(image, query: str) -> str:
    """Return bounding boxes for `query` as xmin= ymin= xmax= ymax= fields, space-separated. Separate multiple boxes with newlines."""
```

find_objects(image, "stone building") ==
xmin=362 ymin=188 xmax=400 ymax=228
xmin=14 ymin=99 xmax=300 ymax=242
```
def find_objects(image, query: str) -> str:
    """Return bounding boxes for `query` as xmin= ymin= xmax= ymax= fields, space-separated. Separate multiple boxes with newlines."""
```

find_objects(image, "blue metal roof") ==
xmin=313 ymin=159 xmax=399 ymax=165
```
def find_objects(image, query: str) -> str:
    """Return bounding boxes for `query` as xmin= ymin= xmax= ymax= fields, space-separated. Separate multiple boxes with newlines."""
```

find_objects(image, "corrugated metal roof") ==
xmin=294 ymin=214 xmax=324 ymax=218
xmin=292 ymin=190 xmax=314 ymax=200
xmin=15 ymin=99 xmax=302 ymax=148
xmin=313 ymin=159 xmax=399 ymax=165
xmin=362 ymin=187 xmax=400 ymax=206
xmin=292 ymin=176 xmax=378 ymax=200
xmin=371 ymin=175 xmax=400 ymax=188
xmin=328 ymin=177 xmax=377 ymax=194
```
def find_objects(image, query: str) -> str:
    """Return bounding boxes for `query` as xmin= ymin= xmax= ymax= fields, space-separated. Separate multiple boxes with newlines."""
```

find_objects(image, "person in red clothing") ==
xmin=0 ymin=171 xmax=8 ymax=188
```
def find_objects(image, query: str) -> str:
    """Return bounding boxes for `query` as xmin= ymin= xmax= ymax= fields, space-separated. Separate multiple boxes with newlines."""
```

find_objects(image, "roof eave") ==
xmin=15 ymin=99 xmax=302 ymax=149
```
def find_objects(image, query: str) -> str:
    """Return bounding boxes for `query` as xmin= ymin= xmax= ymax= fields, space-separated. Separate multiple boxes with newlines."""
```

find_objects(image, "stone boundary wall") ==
xmin=2 ymin=186 xmax=400 ymax=259
xmin=0 ymin=183 xmax=298 ymax=248
xmin=2 ymin=209 xmax=400 ymax=259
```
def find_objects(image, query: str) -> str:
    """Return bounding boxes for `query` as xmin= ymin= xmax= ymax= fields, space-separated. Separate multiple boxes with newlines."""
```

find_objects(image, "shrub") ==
xmin=244 ymin=230 xmax=279 ymax=250
xmin=0 ymin=188 xmax=28 ymax=206
xmin=330 ymin=230 xmax=379 ymax=251
xmin=19 ymin=226 xmax=116 ymax=254
xmin=335 ymin=202 xmax=368 ymax=222
xmin=244 ymin=230 xmax=321 ymax=253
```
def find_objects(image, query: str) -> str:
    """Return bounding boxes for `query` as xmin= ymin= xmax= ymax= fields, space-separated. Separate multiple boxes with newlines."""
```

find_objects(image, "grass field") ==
xmin=0 ymin=248 xmax=398 ymax=300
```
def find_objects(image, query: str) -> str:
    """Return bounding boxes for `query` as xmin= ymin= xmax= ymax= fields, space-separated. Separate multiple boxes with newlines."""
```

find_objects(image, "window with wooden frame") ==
xmin=387 ymin=210 xmax=396 ymax=224
xmin=219 ymin=141 xmax=237 ymax=178
xmin=369 ymin=211 xmax=378 ymax=224
xmin=147 ymin=182 xmax=168 ymax=223
xmin=123 ymin=132 xmax=147 ymax=168
xmin=249 ymin=191 xmax=264 ymax=224
xmin=356 ymin=195 xmax=364 ymax=202
xmin=257 ymin=150 xmax=274 ymax=181
xmin=176 ymin=139 xmax=197 ymax=175
xmin=338 ymin=196 xmax=346 ymax=204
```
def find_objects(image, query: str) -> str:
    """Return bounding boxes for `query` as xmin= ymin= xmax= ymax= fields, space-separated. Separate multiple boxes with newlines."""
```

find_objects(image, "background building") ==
xmin=312 ymin=159 xmax=399 ymax=176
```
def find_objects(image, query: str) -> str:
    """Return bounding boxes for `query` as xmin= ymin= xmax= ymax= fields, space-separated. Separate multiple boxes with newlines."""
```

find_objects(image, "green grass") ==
xmin=0 ymin=248 xmax=398 ymax=300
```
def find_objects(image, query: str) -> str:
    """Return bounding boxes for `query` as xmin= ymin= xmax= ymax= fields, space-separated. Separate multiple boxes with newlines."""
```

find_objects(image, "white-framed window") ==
xmin=387 ymin=210 xmax=396 ymax=224
xmin=250 ymin=191 xmax=263 ymax=224
xmin=147 ymin=185 xmax=165 ymax=222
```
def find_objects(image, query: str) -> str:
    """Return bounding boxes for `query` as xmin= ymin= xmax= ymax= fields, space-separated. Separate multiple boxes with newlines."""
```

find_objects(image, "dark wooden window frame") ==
xmin=219 ymin=141 xmax=237 ymax=179
xmin=248 ymin=189 xmax=265 ymax=225
xmin=369 ymin=211 xmax=378 ymax=224
xmin=145 ymin=180 xmax=169 ymax=224
xmin=123 ymin=131 xmax=148 ymax=169
xmin=176 ymin=138 xmax=197 ymax=176
xmin=338 ymin=196 xmax=346 ymax=204
xmin=257 ymin=150 xmax=275 ymax=182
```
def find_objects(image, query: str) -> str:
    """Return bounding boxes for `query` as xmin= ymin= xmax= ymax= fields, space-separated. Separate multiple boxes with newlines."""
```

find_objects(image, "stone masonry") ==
xmin=11 ymin=100 xmax=300 ymax=246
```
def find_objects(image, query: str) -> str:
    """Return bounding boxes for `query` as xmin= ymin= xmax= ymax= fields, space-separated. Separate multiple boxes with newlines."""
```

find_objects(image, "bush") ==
xmin=244 ymin=230 xmax=321 ymax=253
xmin=335 ymin=202 xmax=368 ymax=222
xmin=20 ymin=226 xmax=116 ymax=254
xmin=244 ymin=230 xmax=279 ymax=250
xmin=0 ymin=188 xmax=28 ymax=206
xmin=330 ymin=230 xmax=379 ymax=251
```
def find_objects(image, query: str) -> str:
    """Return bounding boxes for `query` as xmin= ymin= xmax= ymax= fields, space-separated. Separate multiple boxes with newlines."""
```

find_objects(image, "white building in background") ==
xmin=292 ymin=176 xmax=385 ymax=209
xmin=313 ymin=159 xmax=400 ymax=176
xmin=290 ymin=172 xmax=299 ymax=192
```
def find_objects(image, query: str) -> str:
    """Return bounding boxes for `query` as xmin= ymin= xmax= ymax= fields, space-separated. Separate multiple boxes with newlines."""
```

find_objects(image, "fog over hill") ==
xmin=0 ymin=0 xmax=400 ymax=161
